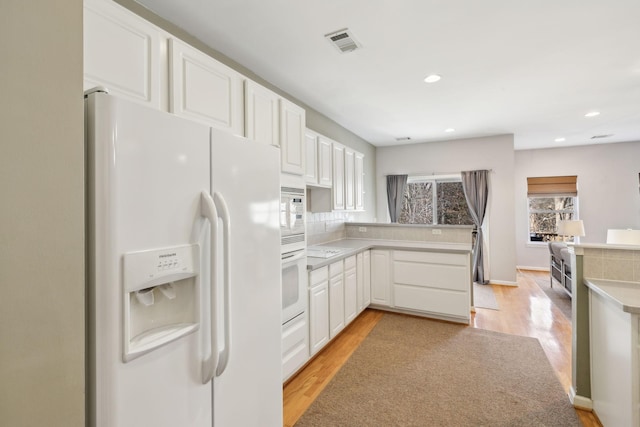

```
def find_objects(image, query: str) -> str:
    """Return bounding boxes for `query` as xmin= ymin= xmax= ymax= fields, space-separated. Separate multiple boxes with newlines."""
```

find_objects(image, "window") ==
xmin=398 ymin=176 xmax=473 ymax=225
xmin=527 ymin=176 xmax=578 ymax=243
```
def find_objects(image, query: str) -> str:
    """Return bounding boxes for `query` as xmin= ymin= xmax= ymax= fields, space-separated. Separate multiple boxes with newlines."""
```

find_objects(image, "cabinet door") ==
xmin=168 ymin=39 xmax=244 ymax=134
xmin=329 ymin=262 xmax=345 ymax=338
xmin=304 ymin=129 xmax=318 ymax=185
xmin=356 ymin=252 xmax=364 ymax=313
xmin=355 ymin=152 xmax=365 ymax=211
xmin=344 ymin=257 xmax=357 ymax=325
xmin=371 ymin=250 xmax=390 ymax=306
xmin=363 ymin=250 xmax=371 ymax=307
xmin=309 ymin=281 xmax=329 ymax=356
xmin=332 ymin=143 xmax=346 ymax=210
xmin=280 ymin=99 xmax=305 ymax=175
xmin=245 ymin=80 xmax=279 ymax=146
xmin=317 ymin=136 xmax=333 ymax=187
xmin=344 ymin=148 xmax=355 ymax=210
xmin=84 ymin=0 xmax=162 ymax=109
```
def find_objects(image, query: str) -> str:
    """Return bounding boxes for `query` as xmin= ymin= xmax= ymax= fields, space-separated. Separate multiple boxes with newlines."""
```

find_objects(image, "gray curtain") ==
xmin=386 ymin=175 xmax=408 ymax=223
xmin=461 ymin=170 xmax=489 ymax=284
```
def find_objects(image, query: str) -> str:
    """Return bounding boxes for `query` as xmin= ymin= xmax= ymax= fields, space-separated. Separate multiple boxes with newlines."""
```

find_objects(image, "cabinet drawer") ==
xmin=344 ymin=255 xmax=356 ymax=270
xmin=394 ymin=250 xmax=468 ymax=266
xmin=282 ymin=314 xmax=308 ymax=381
xmin=329 ymin=260 xmax=343 ymax=277
xmin=394 ymin=260 xmax=469 ymax=292
xmin=394 ymin=285 xmax=469 ymax=318
xmin=310 ymin=266 xmax=328 ymax=287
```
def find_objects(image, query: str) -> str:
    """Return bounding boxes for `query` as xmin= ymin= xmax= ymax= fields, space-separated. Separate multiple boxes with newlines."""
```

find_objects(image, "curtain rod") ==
xmin=388 ymin=169 xmax=494 ymax=177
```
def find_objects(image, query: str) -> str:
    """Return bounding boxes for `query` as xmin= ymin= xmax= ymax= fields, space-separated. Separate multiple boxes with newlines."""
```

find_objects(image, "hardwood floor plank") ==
xmin=283 ymin=269 xmax=601 ymax=427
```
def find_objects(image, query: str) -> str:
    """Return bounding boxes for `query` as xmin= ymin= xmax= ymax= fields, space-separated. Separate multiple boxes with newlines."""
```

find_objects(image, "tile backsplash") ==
xmin=582 ymin=247 xmax=640 ymax=282
xmin=345 ymin=224 xmax=473 ymax=244
xmin=306 ymin=211 xmax=353 ymax=245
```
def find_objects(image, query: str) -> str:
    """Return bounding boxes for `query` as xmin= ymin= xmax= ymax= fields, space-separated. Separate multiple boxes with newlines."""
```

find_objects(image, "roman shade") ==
xmin=527 ymin=176 xmax=577 ymax=196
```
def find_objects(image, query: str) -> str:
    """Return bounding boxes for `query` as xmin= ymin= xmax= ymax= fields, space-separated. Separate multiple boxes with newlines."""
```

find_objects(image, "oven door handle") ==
xmin=282 ymin=250 xmax=306 ymax=264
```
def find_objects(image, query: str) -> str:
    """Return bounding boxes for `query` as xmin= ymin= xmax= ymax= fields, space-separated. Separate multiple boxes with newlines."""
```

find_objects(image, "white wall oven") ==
xmin=280 ymin=186 xmax=305 ymax=253
xmin=281 ymin=249 xmax=307 ymax=325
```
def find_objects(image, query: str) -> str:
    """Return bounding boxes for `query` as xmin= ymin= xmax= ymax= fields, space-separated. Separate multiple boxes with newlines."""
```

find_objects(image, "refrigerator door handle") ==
xmin=200 ymin=191 xmax=219 ymax=384
xmin=213 ymin=191 xmax=231 ymax=377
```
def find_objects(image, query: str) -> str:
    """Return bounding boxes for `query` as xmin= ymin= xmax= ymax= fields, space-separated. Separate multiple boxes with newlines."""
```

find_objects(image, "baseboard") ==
xmin=569 ymin=387 xmax=593 ymax=410
xmin=517 ymin=265 xmax=550 ymax=272
xmin=488 ymin=280 xmax=517 ymax=286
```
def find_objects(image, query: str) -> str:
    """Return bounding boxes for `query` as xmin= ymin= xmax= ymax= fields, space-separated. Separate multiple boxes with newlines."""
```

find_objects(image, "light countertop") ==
xmin=307 ymin=238 xmax=472 ymax=270
xmin=584 ymin=278 xmax=640 ymax=314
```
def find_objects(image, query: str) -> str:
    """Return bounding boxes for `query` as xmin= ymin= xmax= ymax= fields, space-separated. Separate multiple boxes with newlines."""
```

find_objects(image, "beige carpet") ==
xmin=296 ymin=313 xmax=580 ymax=427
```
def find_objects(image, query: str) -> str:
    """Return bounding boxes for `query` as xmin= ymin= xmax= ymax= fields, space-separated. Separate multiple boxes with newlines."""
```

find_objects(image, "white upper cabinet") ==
xmin=305 ymin=130 xmax=333 ymax=187
xmin=344 ymin=148 xmax=355 ymax=210
xmin=304 ymin=129 xmax=319 ymax=184
xmin=332 ymin=143 xmax=346 ymax=210
xmin=279 ymin=98 xmax=305 ymax=176
xmin=355 ymin=152 xmax=365 ymax=211
xmin=245 ymin=80 xmax=279 ymax=146
xmin=317 ymin=137 xmax=333 ymax=187
xmin=168 ymin=39 xmax=244 ymax=135
xmin=84 ymin=0 xmax=163 ymax=109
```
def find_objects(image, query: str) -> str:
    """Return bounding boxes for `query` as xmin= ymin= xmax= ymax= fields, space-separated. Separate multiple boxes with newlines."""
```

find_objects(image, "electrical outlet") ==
xmin=359 ymin=227 xmax=367 ymax=232
xmin=432 ymin=229 xmax=442 ymax=235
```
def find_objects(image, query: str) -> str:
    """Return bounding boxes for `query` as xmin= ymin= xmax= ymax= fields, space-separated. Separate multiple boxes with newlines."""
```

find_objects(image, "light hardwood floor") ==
xmin=283 ymin=269 xmax=601 ymax=427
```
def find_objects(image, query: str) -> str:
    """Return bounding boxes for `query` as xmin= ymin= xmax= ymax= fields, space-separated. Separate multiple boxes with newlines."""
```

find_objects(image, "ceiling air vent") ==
xmin=591 ymin=134 xmax=614 ymax=139
xmin=325 ymin=28 xmax=361 ymax=53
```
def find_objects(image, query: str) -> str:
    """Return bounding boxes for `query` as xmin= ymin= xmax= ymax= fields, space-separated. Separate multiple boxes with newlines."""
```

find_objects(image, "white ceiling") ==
xmin=135 ymin=0 xmax=640 ymax=150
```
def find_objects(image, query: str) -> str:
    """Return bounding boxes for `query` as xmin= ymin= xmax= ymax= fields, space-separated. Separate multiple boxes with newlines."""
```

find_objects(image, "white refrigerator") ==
xmin=86 ymin=90 xmax=282 ymax=427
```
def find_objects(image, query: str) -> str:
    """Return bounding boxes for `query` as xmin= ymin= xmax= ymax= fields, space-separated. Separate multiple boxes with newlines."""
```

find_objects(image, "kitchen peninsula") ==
xmin=307 ymin=223 xmax=474 ymax=348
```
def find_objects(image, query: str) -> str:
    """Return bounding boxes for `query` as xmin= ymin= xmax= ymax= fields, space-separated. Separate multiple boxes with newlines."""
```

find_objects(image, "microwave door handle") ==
xmin=213 ymin=192 xmax=231 ymax=377
xmin=200 ymin=191 xmax=219 ymax=384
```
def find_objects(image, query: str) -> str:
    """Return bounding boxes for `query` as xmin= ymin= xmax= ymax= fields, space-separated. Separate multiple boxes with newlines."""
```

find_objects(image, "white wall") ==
xmin=515 ymin=141 xmax=640 ymax=269
xmin=376 ymin=134 xmax=516 ymax=284
xmin=0 ymin=1 xmax=85 ymax=425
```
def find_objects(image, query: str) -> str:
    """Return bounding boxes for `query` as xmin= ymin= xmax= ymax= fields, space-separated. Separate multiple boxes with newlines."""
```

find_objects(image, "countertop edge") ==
xmin=306 ymin=239 xmax=472 ymax=271
xmin=584 ymin=278 xmax=640 ymax=314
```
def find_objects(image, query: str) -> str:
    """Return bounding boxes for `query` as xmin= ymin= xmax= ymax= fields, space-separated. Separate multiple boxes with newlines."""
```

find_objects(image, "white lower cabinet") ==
xmin=363 ymin=250 xmax=371 ymax=307
xmin=282 ymin=312 xmax=309 ymax=382
xmin=344 ymin=255 xmax=357 ymax=325
xmin=392 ymin=250 xmax=471 ymax=322
xmin=329 ymin=260 xmax=345 ymax=339
xmin=590 ymin=290 xmax=639 ymax=427
xmin=356 ymin=252 xmax=364 ymax=313
xmin=371 ymin=250 xmax=391 ymax=306
xmin=309 ymin=267 xmax=330 ymax=356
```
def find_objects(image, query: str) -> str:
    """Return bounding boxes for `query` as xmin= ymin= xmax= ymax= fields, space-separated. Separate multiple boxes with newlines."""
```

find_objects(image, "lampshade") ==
xmin=557 ymin=220 xmax=585 ymax=237
xmin=606 ymin=229 xmax=640 ymax=245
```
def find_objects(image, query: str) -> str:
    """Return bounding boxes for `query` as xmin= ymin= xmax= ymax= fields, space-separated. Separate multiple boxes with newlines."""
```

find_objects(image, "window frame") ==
xmin=400 ymin=174 xmax=473 ymax=226
xmin=526 ymin=195 xmax=579 ymax=244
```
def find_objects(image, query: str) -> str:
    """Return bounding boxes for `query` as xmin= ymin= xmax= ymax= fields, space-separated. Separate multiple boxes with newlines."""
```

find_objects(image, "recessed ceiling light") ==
xmin=445 ymin=128 xmax=455 ymax=133
xmin=424 ymin=74 xmax=441 ymax=83
xmin=585 ymin=111 xmax=600 ymax=118
xmin=554 ymin=137 xmax=566 ymax=142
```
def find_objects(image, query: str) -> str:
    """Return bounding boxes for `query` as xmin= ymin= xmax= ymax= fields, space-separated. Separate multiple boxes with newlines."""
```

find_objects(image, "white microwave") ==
xmin=280 ymin=187 xmax=305 ymax=253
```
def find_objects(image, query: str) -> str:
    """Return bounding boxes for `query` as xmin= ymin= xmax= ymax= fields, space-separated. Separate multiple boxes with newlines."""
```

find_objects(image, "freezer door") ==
xmin=209 ymin=128 xmax=283 ymax=426
xmin=87 ymin=93 xmax=212 ymax=427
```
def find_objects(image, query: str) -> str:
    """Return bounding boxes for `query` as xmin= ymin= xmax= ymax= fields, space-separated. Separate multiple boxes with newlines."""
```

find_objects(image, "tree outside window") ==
xmin=528 ymin=196 xmax=577 ymax=242
xmin=398 ymin=178 xmax=473 ymax=225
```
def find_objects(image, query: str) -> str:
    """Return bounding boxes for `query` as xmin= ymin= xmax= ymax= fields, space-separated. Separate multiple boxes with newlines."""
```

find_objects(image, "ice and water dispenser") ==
xmin=122 ymin=244 xmax=200 ymax=362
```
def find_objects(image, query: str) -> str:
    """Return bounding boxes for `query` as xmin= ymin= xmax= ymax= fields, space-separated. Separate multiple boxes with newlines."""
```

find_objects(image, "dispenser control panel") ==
xmin=123 ymin=244 xmax=199 ymax=292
